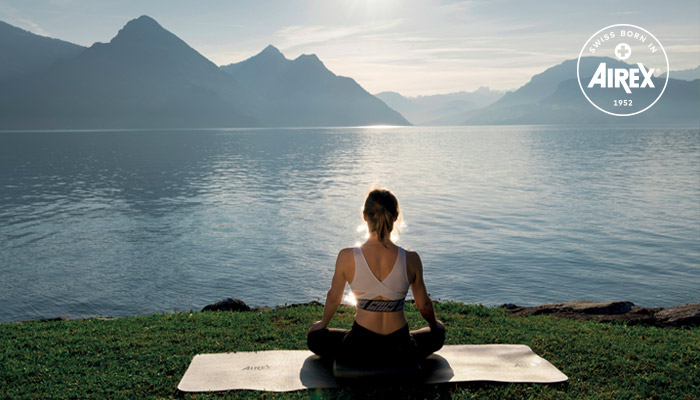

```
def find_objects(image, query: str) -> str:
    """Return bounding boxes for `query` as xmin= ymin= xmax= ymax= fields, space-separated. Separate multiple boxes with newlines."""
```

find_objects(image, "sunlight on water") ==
xmin=343 ymin=291 xmax=357 ymax=307
xmin=0 ymin=126 xmax=698 ymax=322
xmin=361 ymin=125 xmax=402 ymax=129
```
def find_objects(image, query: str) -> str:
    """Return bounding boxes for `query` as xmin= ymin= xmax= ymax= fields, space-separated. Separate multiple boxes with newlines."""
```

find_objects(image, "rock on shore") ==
xmin=200 ymin=298 xmax=324 ymax=312
xmin=501 ymin=301 xmax=700 ymax=328
xmin=201 ymin=297 xmax=251 ymax=312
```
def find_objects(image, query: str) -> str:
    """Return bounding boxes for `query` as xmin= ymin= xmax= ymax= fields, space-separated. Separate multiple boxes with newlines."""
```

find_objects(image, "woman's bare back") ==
xmin=346 ymin=240 xmax=413 ymax=334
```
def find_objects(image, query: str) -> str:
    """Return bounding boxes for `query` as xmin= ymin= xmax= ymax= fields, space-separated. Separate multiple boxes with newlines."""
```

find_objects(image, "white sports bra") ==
xmin=350 ymin=246 xmax=409 ymax=312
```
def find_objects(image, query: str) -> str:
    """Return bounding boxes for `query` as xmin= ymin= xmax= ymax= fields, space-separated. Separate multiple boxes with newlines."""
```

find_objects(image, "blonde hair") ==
xmin=363 ymin=189 xmax=400 ymax=248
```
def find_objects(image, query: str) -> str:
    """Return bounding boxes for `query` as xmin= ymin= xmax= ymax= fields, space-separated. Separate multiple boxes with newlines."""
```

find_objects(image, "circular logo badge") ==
xmin=577 ymin=24 xmax=669 ymax=116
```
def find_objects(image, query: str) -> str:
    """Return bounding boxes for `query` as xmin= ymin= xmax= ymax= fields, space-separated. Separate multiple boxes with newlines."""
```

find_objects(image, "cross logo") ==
xmin=614 ymin=43 xmax=631 ymax=60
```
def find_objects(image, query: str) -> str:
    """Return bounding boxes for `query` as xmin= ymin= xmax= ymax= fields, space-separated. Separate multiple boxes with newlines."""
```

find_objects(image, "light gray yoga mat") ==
xmin=178 ymin=344 xmax=568 ymax=392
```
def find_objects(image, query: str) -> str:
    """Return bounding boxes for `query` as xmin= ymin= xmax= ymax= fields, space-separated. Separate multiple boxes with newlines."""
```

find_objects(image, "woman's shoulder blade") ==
xmin=337 ymin=247 xmax=355 ymax=264
xmin=405 ymin=249 xmax=421 ymax=261
xmin=404 ymin=249 xmax=423 ymax=275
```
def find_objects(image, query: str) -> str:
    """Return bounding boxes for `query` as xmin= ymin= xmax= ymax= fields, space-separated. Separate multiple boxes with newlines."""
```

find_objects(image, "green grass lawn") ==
xmin=1 ymin=302 xmax=698 ymax=399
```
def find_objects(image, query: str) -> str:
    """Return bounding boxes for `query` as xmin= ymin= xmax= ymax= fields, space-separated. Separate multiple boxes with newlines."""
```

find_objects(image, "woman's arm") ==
xmin=408 ymin=251 xmax=444 ymax=330
xmin=307 ymin=248 xmax=350 ymax=335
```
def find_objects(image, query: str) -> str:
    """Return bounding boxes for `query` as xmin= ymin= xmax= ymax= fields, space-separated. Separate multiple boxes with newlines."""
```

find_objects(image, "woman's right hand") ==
xmin=307 ymin=320 xmax=327 ymax=335
xmin=430 ymin=319 xmax=445 ymax=332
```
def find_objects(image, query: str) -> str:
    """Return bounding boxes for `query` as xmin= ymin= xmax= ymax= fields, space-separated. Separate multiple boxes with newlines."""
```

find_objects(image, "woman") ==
xmin=307 ymin=188 xmax=445 ymax=369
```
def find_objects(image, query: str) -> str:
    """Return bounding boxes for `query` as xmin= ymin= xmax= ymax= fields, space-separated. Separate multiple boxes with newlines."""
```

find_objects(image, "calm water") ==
xmin=1 ymin=126 xmax=698 ymax=322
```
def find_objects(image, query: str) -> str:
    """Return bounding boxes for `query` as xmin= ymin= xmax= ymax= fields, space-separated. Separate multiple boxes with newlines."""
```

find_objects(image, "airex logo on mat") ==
xmin=577 ymin=24 xmax=669 ymax=116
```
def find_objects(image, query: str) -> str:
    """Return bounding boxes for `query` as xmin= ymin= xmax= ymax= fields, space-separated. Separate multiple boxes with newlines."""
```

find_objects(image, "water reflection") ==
xmin=0 ymin=126 xmax=698 ymax=322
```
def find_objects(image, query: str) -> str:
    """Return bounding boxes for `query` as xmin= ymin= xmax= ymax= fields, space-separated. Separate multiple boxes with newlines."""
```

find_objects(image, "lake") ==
xmin=0 ymin=126 xmax=698 ymax=322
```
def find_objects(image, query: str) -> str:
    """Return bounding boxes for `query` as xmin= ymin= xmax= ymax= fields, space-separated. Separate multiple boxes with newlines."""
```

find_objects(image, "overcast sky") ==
xmin=1 ymin=0 xmax=698 ymax=96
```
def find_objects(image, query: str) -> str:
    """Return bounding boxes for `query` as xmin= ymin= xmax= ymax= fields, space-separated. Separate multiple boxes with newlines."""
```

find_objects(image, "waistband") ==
xmin=356 ymin=298 xmax=405 ymax=312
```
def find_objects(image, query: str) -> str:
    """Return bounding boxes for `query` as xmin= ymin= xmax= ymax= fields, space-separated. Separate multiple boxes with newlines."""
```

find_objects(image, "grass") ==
xmin=1 ymin=301 xmax=698 ymax=399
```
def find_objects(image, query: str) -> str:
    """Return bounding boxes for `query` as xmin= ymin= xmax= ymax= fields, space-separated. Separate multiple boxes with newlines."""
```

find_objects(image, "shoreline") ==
xmin=7 ymin=298 xmax=699 ymax=328
xmin=2 ymin=300 xmax=698 ymax=398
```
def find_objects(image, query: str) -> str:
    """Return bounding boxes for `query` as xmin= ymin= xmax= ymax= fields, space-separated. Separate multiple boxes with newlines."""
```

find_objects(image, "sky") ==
xmin=1 ymin=0 xmax=698 ymax=96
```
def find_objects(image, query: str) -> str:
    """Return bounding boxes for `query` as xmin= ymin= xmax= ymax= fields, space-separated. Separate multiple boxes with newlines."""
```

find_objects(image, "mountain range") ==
xmin=381 ymin=58 xmax=699 ymax=126
xmin=374 ymin=87 xmax=504 ymax=125
xmin=452 ymin=57 xmax=699 ymax=125
xmin=221 ymin=45 xmax=407 ymax=127
xmin=0 ymin=15 xmax=697 ymax=129
xmin=662 ymin=65 xmax=700 ymax=81
xmin=0 ymin=16 xmax=408 ymax=129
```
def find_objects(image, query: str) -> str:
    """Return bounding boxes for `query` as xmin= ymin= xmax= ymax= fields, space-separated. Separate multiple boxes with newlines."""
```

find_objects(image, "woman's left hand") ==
xmin=307 ymin=320 xmax=327 ymax=335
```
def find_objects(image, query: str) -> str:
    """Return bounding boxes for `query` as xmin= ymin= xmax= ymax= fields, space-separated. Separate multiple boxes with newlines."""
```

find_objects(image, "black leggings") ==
xmin=307 ymin=321 xmax=445 ymax=368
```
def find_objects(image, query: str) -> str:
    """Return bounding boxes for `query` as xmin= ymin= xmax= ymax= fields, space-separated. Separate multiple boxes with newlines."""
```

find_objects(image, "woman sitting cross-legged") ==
xmin=306 ymin=188 xmax=445 ymax=371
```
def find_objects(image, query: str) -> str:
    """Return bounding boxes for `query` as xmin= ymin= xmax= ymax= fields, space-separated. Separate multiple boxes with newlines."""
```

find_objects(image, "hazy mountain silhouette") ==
xmin=1 ymin=16 xmax=692 ymax=129
xmin=660 ymin=65 xmax=700 ymax=81
xmin=464 ymin=78 xmax=698 ymax=125
xmin=458 ymin=57 xmax=699 ymax=125
xmin=0 ymin=17 xmax=408 ymax=129
xmin=375 ymin=88 xmax=503 ymax=125
xmin=221 ymin=45 xmax=409 ymax=126
xmin=0 ymin=20 xmax=84 ymax=83
xmin=487 ymin=57 xmax=631 ymax=109
xmin=0 ymin=16 xmax=258 ymax=129
xmin=544 ymin=77 xmax=698 ymax=124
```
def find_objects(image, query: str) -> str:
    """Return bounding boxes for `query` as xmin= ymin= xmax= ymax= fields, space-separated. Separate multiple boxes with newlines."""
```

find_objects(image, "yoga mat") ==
xmin=178 ymin=344 xmax=568 ymax=392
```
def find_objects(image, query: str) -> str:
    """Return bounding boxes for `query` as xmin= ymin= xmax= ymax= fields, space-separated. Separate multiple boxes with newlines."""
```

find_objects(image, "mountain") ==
xmin=458 ymin=57 xmax=699 ymax=125
xmin=543 ymin=77 xmax=699 ymax=124
xmin=0 ymin=17 xmax=407 ymax=130
xmin=0 ymin=20 xmax=85 ymax=83
xmin=661 ymin=65 xmax=700 ymax=81
xmin=0 ymin=16 xmax=257 ymax=129
xmin=221 ymin=45 xmax=409 ymax=127
xmin=375 ymin=88 xmax=504 ymax=125
xmin=486 ymin=57 xmax=632 ymax=110
xmin=463 ymin=78 xmax=698 ymax=125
